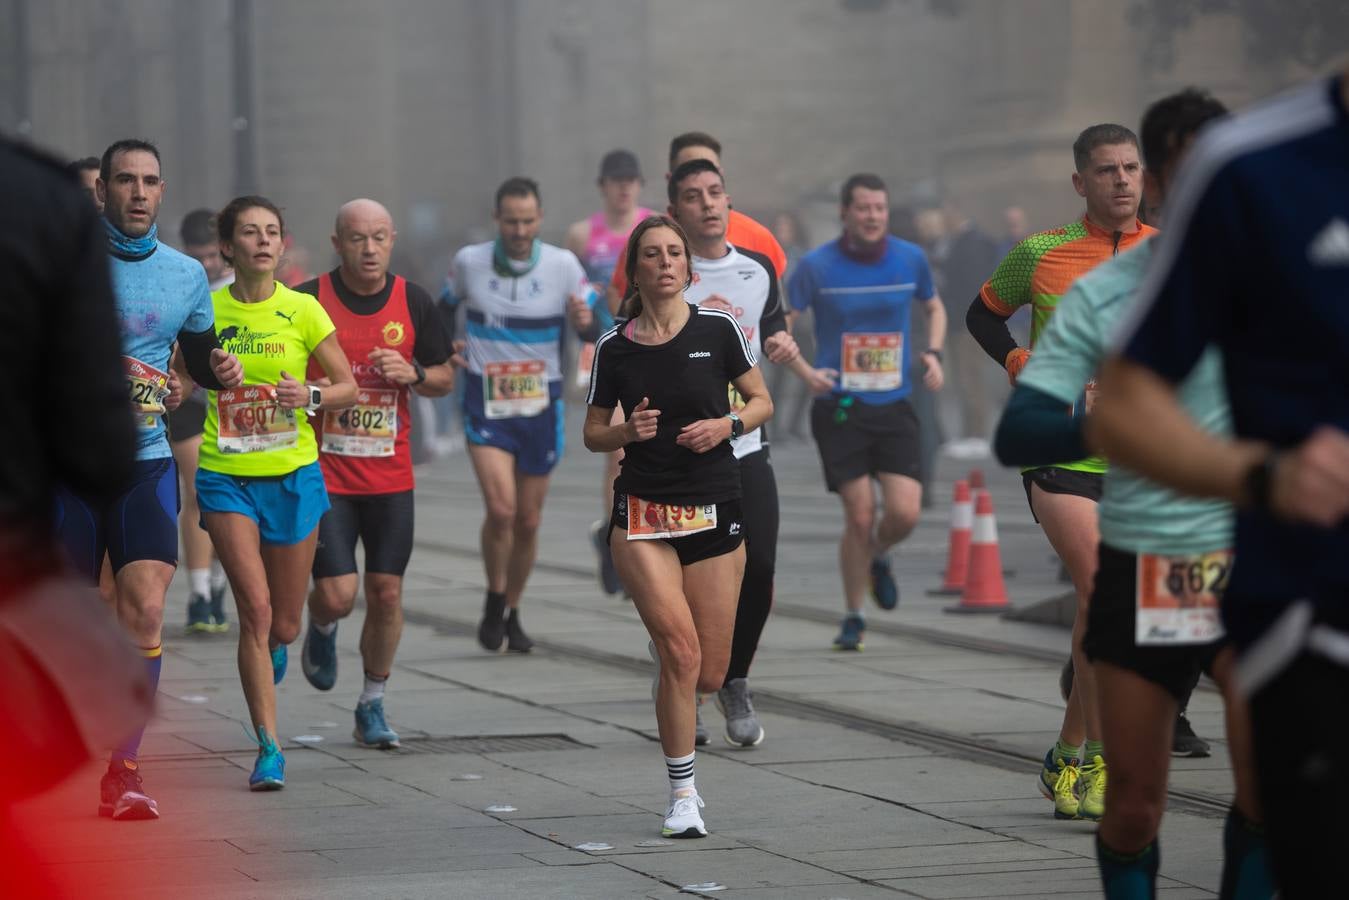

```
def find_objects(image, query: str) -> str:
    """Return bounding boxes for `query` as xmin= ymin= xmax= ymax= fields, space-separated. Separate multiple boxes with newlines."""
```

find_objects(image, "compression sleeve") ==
xmin=993 ymin=384 xmax=1086 ymax=468
xmin=965 ymin=295 xmax=1018 ymax=365
xmin=177 ymin=326 xmax=226 ymax=390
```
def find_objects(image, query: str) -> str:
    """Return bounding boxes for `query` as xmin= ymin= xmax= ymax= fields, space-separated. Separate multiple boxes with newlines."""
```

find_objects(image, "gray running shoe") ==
xmin=715 ymin=678 xmax=764 ymax=747
xmin=695 ymin=704 xmax=709 ymax=747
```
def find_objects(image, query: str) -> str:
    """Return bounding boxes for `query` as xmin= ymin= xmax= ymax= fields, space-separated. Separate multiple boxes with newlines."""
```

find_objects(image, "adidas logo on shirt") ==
xmin=688 ymin=351 xmax=711 ymax=358
xmin=1308 ymin=217 xmax=1349 ymax=265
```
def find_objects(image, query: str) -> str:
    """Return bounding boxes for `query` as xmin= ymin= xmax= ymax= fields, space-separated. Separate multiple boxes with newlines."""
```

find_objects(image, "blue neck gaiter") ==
xmin=103 ymin=217 xmax=159 ymax=261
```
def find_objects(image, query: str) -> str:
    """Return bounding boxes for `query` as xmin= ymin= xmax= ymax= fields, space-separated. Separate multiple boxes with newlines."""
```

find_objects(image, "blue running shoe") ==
xmin=834 ymin=614 xmax=865 ymax=651
xmin=353 ymin=698 xmax=401 ymax=749
xmin=870 ymin=556 xmax=898 ymax=610
xmin=185 ymin=593 xmax=212 ymax=634
xmin=271 ymin=644 xmax=288 ymax=685
xmin=249 ymin=727 xmax=285 ymax=791
xmin=301 ymin=620 xmax=337 ymax=691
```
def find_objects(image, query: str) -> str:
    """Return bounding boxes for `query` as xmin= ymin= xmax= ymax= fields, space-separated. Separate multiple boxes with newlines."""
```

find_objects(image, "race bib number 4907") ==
xmin=841 ymin=333 xmax=902 ymax=392
xmin=322 ymin=388 xmax=397 ymax=457
xmin=484 ymin=360 xmax=548 ymax=419
xmin=1136 ymin=549 xmax=1231 ymax=646
xmin=216 ymin=386 xmax=298 ymax=454
xmin=124 ymin=356 xmax=171 ymax=428
xmin=626 ymin=496 xmax=718 ymax=541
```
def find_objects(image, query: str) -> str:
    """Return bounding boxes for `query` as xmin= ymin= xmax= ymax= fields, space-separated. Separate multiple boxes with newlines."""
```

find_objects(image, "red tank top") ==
xmin=309 ymin=273 xmax=416 ymax=495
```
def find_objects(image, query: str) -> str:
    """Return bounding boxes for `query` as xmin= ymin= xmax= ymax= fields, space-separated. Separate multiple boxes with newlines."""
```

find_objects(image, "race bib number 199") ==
xmin=216 ymin=385 xmax=298 ymax=454
xmin=1136 ymin=549 xmax=1231 ymax=645
xmin=322 ymin=388 xmax=397 ymax=457
xmin=484 ymin=360 xmax=548 ymax=419
xmin=626 ymin=496 xmax=718 ymax=541
xmin=124 ymin=356 xmax=171 ymax=429
xmin=841 ymin=333 xmax=902 ymax=392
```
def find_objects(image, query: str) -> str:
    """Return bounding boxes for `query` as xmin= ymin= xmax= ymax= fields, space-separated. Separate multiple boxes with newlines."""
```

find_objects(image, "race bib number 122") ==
xmin=124 ymin=356 xmax=171 ymax=428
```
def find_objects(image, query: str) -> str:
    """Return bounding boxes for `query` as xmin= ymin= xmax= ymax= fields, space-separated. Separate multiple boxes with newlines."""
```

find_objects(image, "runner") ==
xmin=605 ymin=132 xmax=787 ymax=316
xmin=1095 ymin=70 xmax=1349 ymax=898
xmin=669 ymin=158 xmax=807 ymax=747
xmin=443 ymin=177 xmax=599 ymax=652
xmin=565 ymin=149 xmax=652 ymax=597
xmin=584 ymin=214 xmax=772 ymax=838
xmin=966 ymin=124 xmax=1155 ymax=821
xmin=296 ymin=199 xmax=454 ymax=749
xmin=195 ymin=195 xmax=357 ymax=791
xmin=177 ymin=208 xmax=234 ymax=633
xmin=66 ymin=156 xmax=101 ymax=211
xmin=54 ymin=139 xmax=243 ymax=820
xmin=787 ymin=173 xmax=946 ymax=650
xmin=994 ymin=90 xmax=1272 ymax=899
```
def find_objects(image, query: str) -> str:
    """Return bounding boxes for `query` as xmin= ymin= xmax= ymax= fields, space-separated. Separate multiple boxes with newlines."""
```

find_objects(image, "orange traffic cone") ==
xmin=928 ymin=480 xmax=972 ymax=596
xmin=968 ymin=468 xmax=986 ymax=491
xmin=945 ymin=489 xmax=1011 ymax=614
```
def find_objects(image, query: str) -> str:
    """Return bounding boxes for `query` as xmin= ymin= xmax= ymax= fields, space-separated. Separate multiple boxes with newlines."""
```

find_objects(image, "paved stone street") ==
xmin=20 ymin=414 xmax=1235 ymax=899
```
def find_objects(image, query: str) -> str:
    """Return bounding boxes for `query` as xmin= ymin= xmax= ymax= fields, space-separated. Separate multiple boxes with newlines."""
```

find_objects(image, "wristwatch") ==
xmin=923 ymin=349 xmax=943 ymax=362
xmin=411 ymin=359 xmax=427 ymax=386
xmin=1242 ymin=452 xmax=1278 ymax=512
xmin=725 ymin=412 xmax=744 ymax=440
xmin=306 ymin=385 xmax=323 ymax=412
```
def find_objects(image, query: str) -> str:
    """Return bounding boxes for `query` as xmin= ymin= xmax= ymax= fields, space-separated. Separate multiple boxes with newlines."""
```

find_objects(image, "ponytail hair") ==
xmin=618 ymin=214 xmax=693 ymax=320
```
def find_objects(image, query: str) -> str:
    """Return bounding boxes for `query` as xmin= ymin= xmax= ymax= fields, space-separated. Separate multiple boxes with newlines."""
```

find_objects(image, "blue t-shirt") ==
xmin=788 ymin=236 xmax=935 ymax=405
xmin=1116 ymin=75 xmax=1349 ymax=655
xmin=106 ymin=221 xmax=215 ymax=460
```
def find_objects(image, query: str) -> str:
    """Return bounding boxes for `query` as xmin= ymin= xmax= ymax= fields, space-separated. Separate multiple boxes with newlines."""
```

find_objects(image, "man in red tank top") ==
xmin=293 ymin=199 xmax=455 ymax=748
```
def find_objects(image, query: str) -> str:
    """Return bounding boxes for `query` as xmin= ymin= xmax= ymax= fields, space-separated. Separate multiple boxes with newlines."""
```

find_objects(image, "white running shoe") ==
xmin=661 ymin=788 xmax=707 ymax=839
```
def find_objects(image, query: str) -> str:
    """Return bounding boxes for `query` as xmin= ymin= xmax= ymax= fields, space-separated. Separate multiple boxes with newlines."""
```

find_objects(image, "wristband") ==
xmin=923 ymin=349 xmax=943 ymax=363
xmin=412 ymin=359 xmax=427 ymax=386
xmin=306 ymin=385 xmax=323 ymax=412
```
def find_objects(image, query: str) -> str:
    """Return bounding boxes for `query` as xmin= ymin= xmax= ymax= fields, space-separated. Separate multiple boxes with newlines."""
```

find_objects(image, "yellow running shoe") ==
xmin=1038 ymin=751 xmax=1082 ymax=820
xmin=1079 ymin=755 xmax=1107 ymax=821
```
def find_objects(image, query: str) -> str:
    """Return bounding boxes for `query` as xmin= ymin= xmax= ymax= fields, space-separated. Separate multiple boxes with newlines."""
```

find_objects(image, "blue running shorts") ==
xmin=196 ymin=461 xmax=329 ymax=546
xmin=464 ymin=399 xmax=564 ymax=476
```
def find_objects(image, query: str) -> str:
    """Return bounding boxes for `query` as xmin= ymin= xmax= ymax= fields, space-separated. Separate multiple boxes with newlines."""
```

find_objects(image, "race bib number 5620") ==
xmin=1136 ymin=549 xmax=1231 ymax=645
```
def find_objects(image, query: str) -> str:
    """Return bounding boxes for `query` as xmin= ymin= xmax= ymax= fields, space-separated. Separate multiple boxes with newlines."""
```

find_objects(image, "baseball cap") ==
xmin=599 ymin=149 xmax=642 ymax=181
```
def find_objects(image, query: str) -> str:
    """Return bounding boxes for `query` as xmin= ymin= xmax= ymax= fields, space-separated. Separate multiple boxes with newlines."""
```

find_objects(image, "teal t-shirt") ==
xmin=1018 ymin=239 xmax=1233 ymax=555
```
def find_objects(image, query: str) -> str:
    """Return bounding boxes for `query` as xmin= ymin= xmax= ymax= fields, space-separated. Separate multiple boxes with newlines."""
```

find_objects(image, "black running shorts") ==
xmin=608 ymin=495 xmax=743 ymax=567
xmin=1022 ymin=466 xmax=1103 ymax=522
xmin=809 ymin=396 xmax=921 ymax=492
xmin=167 ymin=393 xmax=207 ymax=443
xmin=1083 ymin=542 xmax=1223 ymax=702
xmin=312 ymin=490 xmax=416 ymax=579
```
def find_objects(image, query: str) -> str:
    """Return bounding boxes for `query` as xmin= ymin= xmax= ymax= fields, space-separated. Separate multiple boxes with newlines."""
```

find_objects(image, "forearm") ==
xmin=965 ymin=297 xmax=1018 ymax=366
xmin=1089 ymin=358 xmax=1266 ymax=503
xmin=411 ymin=362 xmax=454 ymax=398
xmin=178 ymin=327 xmax=226 ymax=390
xmin=736 ymin=393 xmax=773 ymax=435
xmin=994 ymin=386 xmax=1085 ymax=467
xmin=785 ymin=354 xmax=817 ymax=383
xmin=926 ymin=299 xmax=947 ymax=354
xmin=584 ymin=416 xmax=629 ymax=453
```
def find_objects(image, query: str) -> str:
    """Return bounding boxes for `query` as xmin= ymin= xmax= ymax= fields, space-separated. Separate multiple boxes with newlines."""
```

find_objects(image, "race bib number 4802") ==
xmin=484 ymin=360 xmax=548 ymax=419
xmin=1136 ymin=549 xmax=1231 ymax=646
xmin=841 ymin=333 xmax=902 ymax=392
xmin=322 ymin=388 xmax=397 ymax=457
xmin=626 ymin=496 xmax=718 ymax=541
xmin=216 ymin=386 xmax=298 ymax=454
xmin=124 ymin=356 xmax=171 ymax=428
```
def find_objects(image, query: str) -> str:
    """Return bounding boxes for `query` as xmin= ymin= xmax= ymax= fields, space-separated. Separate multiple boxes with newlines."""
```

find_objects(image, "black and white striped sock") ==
xmin=665 ymin=751 xmax=695 ymax=792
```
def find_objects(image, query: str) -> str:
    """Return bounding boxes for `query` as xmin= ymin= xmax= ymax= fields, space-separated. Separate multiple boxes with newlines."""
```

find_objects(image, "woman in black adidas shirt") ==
xmin=584 ymin=216 xmax=772 ymax=838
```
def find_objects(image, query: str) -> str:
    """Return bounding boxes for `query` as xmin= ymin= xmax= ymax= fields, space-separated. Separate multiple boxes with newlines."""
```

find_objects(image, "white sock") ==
xmin=315 ymin=621 xmax=337 ymax=636
xmin=209 ymin=559 xmax=227 ymax=592
xmin=359 ymin=672 xmax=387 ymax=705
xmin=665 ymin=751 xmax=695 ymax=792
xmin=189 ymin=568 xmax=210 ymax=598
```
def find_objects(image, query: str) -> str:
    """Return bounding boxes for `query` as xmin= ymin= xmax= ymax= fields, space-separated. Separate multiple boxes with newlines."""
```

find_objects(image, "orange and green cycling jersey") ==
xmin=979 ymin=215 xmax=1156 ymax=474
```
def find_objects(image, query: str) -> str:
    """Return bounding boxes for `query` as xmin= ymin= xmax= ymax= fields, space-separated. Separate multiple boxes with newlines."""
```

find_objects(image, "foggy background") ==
xmin=3 ymin=0 xmax=1345 ymax=287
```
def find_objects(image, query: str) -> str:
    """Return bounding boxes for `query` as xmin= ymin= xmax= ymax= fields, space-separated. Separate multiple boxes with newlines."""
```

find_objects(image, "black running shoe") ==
xmin=505 ymin=609 xmax=534 ymax=653
xmin=99 ymin=760 xmax=159 ymax=821
xmin=1172 ymin=710 xmax=1211 ymax=758
xmin=478 ymin=592 xmax=506 ymax=651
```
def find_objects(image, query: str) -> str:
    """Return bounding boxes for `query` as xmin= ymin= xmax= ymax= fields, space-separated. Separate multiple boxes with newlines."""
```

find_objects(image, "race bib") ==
xmin=216 ymin=385 xmax=298 ymax=454
xmin=841 ymin=333 xmax=902 ymax=392
xmin=575 ymin=342 xmax=596 ymax=389
xmin=321 ymin=388 xmax=398 ymax=457
xmin=1136 ymin=549 xmax=1231 ymax=646
xmin=484 ymin=360 xmax=549 ymax=419
xmin=124 ymin=356 xmax=171 ymax=429
xmin=625 ymin=496 xmax=718 ymax=541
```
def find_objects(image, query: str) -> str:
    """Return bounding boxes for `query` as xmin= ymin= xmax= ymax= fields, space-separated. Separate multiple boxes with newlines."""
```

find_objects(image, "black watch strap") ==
xmin=924 ymin=348 xmax=943 ymax=362
xmin=412 ymin=359 xmax=427 ymax=385
xmin=1244 ymin=453 xmax=1277 ymax=512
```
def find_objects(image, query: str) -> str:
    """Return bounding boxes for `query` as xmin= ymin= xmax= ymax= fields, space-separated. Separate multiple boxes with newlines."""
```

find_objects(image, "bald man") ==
xmin=293 ymin=199 xmax=455 ymax=748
